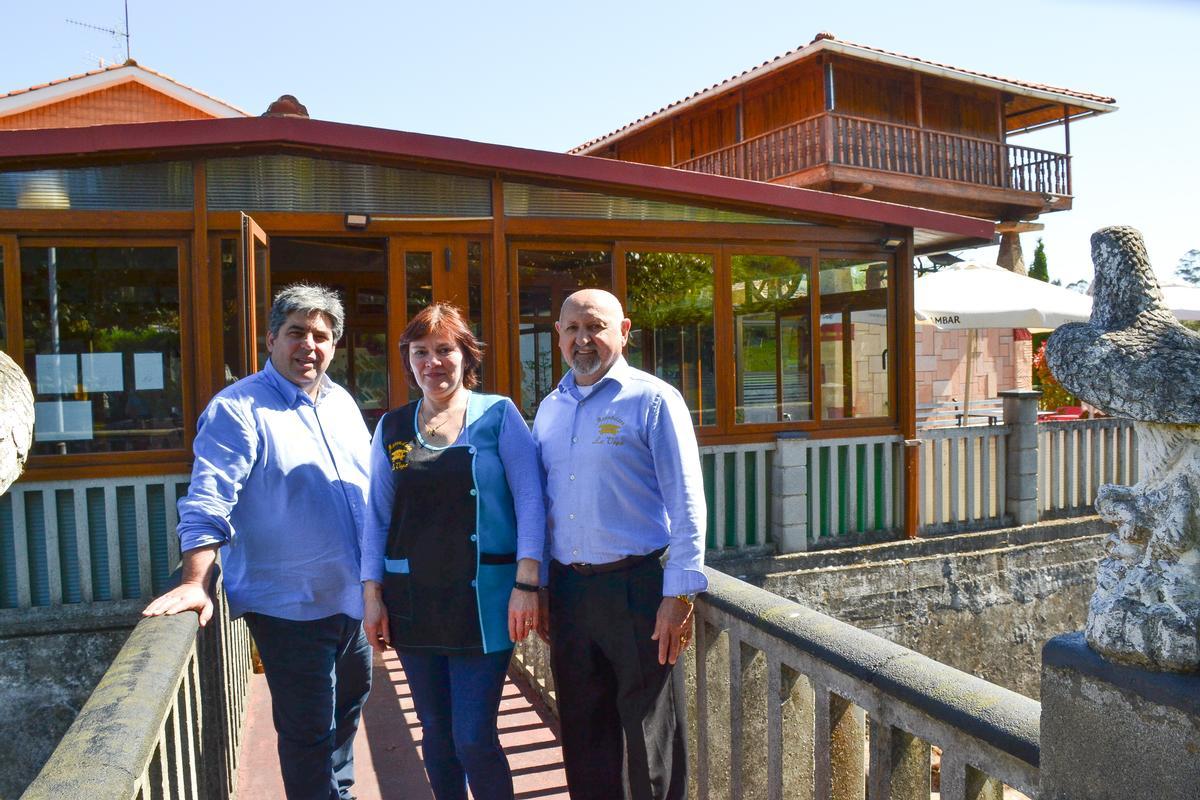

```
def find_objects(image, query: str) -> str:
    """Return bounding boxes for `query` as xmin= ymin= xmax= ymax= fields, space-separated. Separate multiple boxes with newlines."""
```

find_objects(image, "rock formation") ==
xmin=1046 ymin=226 xmax=1200 ymax=671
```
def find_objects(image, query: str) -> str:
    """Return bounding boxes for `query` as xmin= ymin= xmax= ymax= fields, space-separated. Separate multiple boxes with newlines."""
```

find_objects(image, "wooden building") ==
xmin=573 ymin=32 xmax=1116 ymax=231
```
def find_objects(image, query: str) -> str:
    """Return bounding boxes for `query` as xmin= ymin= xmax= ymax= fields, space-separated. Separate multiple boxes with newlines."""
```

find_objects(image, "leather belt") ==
xmin=557 ymin=546 xmax=667 ymax=576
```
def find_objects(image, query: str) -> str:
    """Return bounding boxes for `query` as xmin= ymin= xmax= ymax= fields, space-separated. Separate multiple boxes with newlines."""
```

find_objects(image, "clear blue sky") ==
xmin=3 ymin=0 xmax=1197 ymax=285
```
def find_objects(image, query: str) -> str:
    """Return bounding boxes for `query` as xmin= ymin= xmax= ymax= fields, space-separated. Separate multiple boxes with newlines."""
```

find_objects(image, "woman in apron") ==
xmin=361 ymin=303 xmax=544 ymax=800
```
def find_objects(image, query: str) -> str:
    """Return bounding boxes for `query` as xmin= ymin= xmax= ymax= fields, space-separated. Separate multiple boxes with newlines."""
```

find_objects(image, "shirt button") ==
xmin=469 ymin=489 xmax=477 ymax=496
xmin=572 ymin=549 xmax=579 ymax=556
xmin=571 ymin=436 xmax=578 ymax=443
xmin=569 ymin=474 xmax=575 ymax=481
xmin=470 ymin=579 xmax=477 ymax=588
xmin=468 ymin=446 xmax=477 ymax=454
xmin=470 ymin=534 xmax=478 ymax=542
xmin=569 ymin=513 xmax=576 ymax=520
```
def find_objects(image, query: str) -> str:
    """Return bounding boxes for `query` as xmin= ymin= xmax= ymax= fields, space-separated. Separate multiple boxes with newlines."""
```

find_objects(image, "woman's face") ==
xmin=409 ymin=333 xmax=465 ymax=399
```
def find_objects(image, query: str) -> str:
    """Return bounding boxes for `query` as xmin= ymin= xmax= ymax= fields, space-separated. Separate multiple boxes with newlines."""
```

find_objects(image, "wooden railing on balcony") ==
xmin=674 ymin=112 xmax=1072 ymax=197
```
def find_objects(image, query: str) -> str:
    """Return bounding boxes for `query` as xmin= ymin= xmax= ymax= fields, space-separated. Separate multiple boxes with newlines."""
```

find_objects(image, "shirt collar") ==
xmin=262 ymin=358 xmax=331 ymax=407
xmin=558 ymin=356 xmax=633 ymax=399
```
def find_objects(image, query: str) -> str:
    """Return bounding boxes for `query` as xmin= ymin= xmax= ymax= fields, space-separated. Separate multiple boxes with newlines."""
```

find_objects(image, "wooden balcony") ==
xmin=673 ymin=113 xmax=1072 ymax=219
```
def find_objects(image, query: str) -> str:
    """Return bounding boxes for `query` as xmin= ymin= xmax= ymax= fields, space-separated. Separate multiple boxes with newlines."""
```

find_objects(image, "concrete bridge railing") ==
xmin=21 ymin=567 xmax=252 ymax=800
xmin=513 ymin=567 xmax=1041 ymax=799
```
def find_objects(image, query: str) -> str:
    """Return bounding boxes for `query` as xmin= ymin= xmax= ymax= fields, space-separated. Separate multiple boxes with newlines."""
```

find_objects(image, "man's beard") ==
xmin=570 ymin=352 xmax=603 ymax=377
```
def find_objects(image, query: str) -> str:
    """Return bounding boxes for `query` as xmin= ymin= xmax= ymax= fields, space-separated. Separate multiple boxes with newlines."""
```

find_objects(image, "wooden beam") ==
xmin=896 ymin=230 xmax=919 ymax=538
xmin=1 ymin=235 xmax=21 ymax=357
xmin=489 ymin=177 xmax=511 ymax=397
xmin=995 ymin=221 xmax=1044 ymax=234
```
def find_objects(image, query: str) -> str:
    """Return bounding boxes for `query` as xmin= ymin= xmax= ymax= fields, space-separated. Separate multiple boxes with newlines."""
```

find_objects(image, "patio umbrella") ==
xmin=913 ymin=262 xmax=1092 ymax=423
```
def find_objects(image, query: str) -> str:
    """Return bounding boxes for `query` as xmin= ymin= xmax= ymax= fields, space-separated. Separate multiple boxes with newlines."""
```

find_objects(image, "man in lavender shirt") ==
xmin=533 ymin=289 xmax=707 ymax=800
xmin=143 ymin=284 xmax=372 ymax=800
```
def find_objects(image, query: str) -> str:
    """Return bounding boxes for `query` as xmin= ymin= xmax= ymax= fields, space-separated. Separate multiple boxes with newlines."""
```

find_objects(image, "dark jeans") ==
xmin=397 ymin=648 xmax=515 ymax=800
xmin=549 ymin=557 xmax=687 ymax=800
xmin=244 ymin=612 xmax=372 ymax=800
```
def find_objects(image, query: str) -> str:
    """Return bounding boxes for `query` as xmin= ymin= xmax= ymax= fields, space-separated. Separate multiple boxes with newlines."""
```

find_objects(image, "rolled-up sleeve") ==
xmin=499 ymin=399 xmax=546 ymax=566
xmin=360 ymin=420 xmax=396 ymax=584
xmin=176 ymin=398 xmax=258 ymax=554
xmin=649 ymin=389 xmax=709 ymax=597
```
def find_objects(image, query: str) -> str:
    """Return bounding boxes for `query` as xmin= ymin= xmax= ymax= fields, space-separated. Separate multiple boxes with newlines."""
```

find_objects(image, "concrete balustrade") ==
xmin=22 ymin=567 xmax=252 ymax=800
xmin=512 ymin=567 xmax=1041 ymax=799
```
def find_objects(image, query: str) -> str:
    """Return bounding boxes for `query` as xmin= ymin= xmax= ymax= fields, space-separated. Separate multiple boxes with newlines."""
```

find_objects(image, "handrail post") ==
xmin=1000 ymin=389 xmax=1041 ymax=525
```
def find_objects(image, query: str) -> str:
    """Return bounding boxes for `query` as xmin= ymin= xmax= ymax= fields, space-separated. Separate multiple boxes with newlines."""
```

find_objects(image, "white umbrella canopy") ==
xmin=914 ymin=261 xmax=1093 ymax=330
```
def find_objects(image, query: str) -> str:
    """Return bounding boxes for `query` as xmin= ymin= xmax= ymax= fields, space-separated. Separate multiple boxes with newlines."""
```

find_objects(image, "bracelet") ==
xmin=675 ymin=594 xmax=695 ymax=606
xmin=514 ymin=581 xmax=541 ymax=593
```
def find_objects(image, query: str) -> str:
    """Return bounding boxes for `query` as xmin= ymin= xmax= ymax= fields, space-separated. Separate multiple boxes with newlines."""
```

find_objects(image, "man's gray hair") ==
xmin=269 ymin=284 xmax=345 ymax=342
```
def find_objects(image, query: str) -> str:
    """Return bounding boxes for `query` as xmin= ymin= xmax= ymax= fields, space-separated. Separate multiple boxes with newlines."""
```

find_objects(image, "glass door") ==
xmin=238 ymin=213 xmax=270 ymax=376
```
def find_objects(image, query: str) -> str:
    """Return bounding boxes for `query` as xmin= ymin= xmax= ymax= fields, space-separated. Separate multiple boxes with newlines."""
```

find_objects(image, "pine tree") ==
xmin=1176 ymin=249 xmax=1200 ymax=285
xmin=1029 ymin=238 xmax=1050 ymax=282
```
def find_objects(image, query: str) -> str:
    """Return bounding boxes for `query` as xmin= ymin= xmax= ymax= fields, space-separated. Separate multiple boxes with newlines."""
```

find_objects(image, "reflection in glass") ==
xmin=819 ymin=256 xmax=890 ymax=419
xmin=467 ymin=241 xmax=486 ymax=387
xmin=732 ymin=255 xmax=811 ymax=424
xmin=220 ymin=239 xmax=238 ymax=385
xmin=405 ymin=252 xmax=434 ymax=321
xmin=626 ymin=252 xmax=715 ymax=426
xmin=21 ymin=246 xmax=183 ymax=455
xmin=515 ymin=249 xmax=611 ymax=418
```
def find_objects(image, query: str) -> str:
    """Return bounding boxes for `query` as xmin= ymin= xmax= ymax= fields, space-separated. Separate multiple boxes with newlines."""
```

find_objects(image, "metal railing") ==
xmin=675 ymin=112 xmax=1071 ymax=198
xmin=22 ymin=567 xmax=252 ymax=800
xmin=1038 ymin=418 xmax=1138 ymax=517
xmin=1 ymin=475 xmax=191 ymax=609
xmin=512 ymin=567 xmax=1041 ymax=799
xmin=919 ymin=425 xmax=1010 ymax=533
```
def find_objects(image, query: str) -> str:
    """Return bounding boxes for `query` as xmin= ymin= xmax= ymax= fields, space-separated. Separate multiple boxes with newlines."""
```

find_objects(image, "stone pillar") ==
xmin=772 ymin=435 xmax=809 ymax=553
xmin=1040 ymin=632 xmax=1200 ymax=800
xmin=995 ymin=231 xmax=1026 ymax=275
xmin=999 ymin=389 xmax=1040 ymax=525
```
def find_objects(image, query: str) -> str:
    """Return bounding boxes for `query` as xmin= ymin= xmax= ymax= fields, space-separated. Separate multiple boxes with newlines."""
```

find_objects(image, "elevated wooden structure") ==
xmin=573 ymin=33 xmax=1116 ymax=239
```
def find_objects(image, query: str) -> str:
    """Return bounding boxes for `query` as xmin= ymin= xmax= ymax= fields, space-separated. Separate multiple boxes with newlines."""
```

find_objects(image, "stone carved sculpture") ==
xmin=0 ymin=349 xmax=33 ymax=495
xmin=1046 ymin=226 xmax=1200 ymax=671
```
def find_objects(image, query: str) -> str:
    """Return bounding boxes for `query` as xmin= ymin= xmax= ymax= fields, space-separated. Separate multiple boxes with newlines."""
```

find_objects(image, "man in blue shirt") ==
xmin=533 ymin=288 xmax=707 ymax=800
xmin=143 ymin=284 xmax=372 ymax=800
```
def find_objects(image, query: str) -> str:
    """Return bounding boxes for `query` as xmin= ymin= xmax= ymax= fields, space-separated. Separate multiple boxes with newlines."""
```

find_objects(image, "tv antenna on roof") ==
xmin=67 ymin=0 xmax=132 ymax=63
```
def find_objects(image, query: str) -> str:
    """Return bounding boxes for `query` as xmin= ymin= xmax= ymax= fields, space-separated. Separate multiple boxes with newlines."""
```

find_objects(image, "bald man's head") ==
xmin=556 ymin=289 xmax=632 ymax=385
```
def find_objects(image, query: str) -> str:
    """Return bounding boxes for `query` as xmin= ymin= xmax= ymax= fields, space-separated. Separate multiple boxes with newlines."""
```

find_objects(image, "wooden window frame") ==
xmin=16 ymin=236 xmax=196 ymax=480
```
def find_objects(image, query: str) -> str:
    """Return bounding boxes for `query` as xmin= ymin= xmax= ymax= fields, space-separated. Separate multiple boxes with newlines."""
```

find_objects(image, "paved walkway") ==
xmin=237 ymin=648 xmax=569 ymax=799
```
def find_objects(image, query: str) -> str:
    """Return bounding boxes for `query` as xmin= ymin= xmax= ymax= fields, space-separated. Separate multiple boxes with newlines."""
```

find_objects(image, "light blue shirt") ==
xmin=176 ymin=360 xmax=371 ymax=621
xmin=533 ymin=357 xmax=708 ymax=597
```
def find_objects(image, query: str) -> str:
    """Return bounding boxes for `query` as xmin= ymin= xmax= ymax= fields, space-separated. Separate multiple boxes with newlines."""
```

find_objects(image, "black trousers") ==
xmin=548 ymin=557 xmax=687 ymax=800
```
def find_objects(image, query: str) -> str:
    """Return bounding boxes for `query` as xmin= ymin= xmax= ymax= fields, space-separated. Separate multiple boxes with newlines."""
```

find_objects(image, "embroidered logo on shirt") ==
xmin=388 ymin=440 xmax=415 ymax=471
xmin=594 ymin=415 xmax=625 ymax=446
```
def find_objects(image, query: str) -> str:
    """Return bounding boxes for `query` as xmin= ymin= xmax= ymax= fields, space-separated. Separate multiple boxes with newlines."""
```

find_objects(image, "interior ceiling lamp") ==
xmin=881 ymin=237 xmax=904 ymax=249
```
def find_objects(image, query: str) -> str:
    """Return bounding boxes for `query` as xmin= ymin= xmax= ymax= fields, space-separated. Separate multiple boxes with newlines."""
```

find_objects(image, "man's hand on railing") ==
xmin=142 ymin=581 xmax=215 ymax=627
xmin=142 ymin=544 xmax=219 ymax=626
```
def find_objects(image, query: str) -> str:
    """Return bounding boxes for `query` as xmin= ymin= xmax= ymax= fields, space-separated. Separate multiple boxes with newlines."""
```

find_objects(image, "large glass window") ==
xmin=515 ymin=248 xmax=611 ymax=418
xmin=626 ymin=251 xmax=716 ymax=426
xmin=732 ymin=254 xmax=812 ymax=424
xmin=21 ymin=245 xmax=184 ymax=455
xmin=819 ymin=257 xmax=890 ymax=419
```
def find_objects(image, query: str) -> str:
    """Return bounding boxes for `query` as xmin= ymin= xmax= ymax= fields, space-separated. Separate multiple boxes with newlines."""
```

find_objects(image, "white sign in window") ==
xmin=81 ymin=352 xmax=124 ymax=393
xmin=34 ymin=400 xmax=94 ymax=441
xmin=134 ymin=352 xmax=165 ymax=391
xmin=35 ymin=354 xmax=78 ymax=395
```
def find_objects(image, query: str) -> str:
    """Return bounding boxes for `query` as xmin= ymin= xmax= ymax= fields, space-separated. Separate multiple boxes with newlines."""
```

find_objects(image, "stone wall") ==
xmin=0 ymin=602 xmax=140 ymax=798
xmin=715 ymin=517 xmax=1107 ymax=698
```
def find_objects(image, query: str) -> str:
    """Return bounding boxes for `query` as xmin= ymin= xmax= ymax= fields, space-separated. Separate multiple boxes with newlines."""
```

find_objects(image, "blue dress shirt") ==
xmin=533 ymin=357 xmax=708 ymax=597
xmin=176 ymin=360 xmax=372 ymax=621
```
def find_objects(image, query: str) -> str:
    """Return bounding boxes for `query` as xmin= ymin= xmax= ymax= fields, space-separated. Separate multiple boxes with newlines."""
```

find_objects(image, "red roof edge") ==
xmin=0 ymin=115 xmax=993 ymax=242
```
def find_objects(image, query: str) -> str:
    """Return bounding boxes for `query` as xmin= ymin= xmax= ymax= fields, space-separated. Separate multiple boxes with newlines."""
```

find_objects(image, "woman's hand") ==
xmin=508 ymin=558 xmax=541 ymax=642
xmin=362 ymin=580 xmax=391 ymax=653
